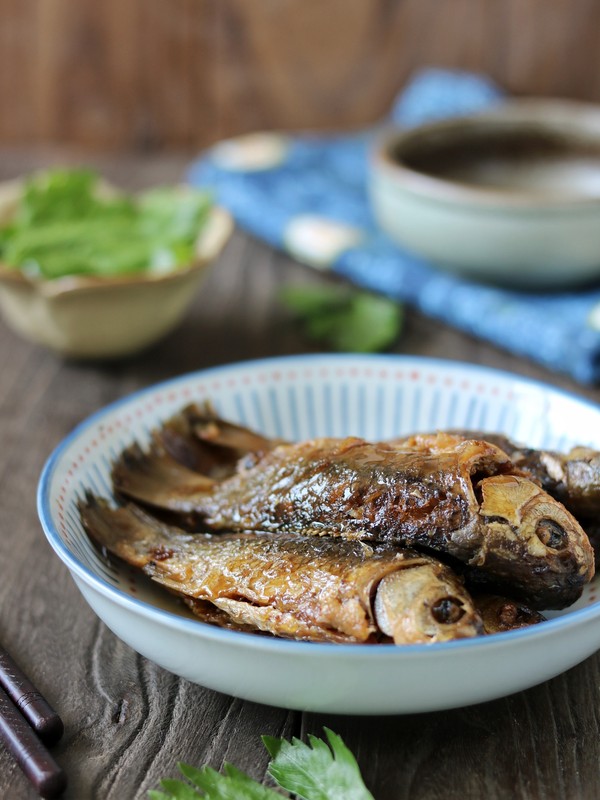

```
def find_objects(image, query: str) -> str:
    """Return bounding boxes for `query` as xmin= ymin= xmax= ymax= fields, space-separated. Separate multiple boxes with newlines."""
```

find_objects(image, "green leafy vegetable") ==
xmin=264 ymin=728 xmax=374 ymax=800
xmin=17 ymin=169 xmax=125 ymax=226
xmin=280 ymin=284 xmax=403 ymax=353
xmin=0 ymin=168 xmax=211 ymax=280
xmin=149 ymin=728 xmax=374 ymax=800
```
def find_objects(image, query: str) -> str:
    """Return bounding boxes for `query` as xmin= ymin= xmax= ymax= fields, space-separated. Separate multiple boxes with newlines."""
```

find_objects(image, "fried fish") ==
xmin=153 ymin=408 xmax=600 ymax=521
xmin=79 ymin=494 xmax=484 ymax=645
xmin=112 ymin=435 xmax=594 ymax=609
xmin=392 ymin=431 xmax=600 ymax=519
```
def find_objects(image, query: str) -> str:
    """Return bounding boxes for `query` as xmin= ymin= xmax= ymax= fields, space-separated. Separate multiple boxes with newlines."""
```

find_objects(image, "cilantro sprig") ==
xmin=280 ymin=284 xmax=403 ymax=353
xmin=149 ymin=727 xmax=374 ymax=800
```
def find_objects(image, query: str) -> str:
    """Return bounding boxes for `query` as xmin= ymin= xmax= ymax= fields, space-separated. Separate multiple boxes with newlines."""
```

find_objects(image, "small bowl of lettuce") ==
xmin=0 ymin=169 xmax=232 ymax=358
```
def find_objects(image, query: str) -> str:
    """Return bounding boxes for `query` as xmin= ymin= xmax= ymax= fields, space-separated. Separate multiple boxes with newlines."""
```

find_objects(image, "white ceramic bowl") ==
xmin=369 ymin=99 xmax=600 ymax=288
xmin=38 ymin=355 xmax=600 ymax=714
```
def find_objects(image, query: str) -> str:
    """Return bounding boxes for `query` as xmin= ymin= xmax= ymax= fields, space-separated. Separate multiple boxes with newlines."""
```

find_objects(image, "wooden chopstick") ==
xmin=0 ymin=644 xmax=64 ymax=745
xmin=0 ymin=685 xmax=66 ymax=798
xmin=0 ymin=643 xmax=66 ymax=796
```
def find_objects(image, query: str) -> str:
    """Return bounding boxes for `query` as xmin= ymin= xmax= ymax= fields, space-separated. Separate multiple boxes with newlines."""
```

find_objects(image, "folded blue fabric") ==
xmin=188 ymin=69 xmax=600 ymax=385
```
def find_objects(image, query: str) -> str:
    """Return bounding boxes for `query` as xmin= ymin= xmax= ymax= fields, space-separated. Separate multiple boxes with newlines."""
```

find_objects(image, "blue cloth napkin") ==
xmin=188 ymin=69 xmax=600 ymax=385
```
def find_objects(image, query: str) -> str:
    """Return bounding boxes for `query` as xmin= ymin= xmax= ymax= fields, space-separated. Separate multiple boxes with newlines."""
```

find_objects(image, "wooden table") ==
xmin=1 ymin=152 xmax=599 ymax=800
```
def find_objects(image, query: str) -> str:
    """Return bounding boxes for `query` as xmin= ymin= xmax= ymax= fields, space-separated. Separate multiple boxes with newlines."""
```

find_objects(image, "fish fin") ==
xmin=111 ymin=440 xmax=215 ymax=513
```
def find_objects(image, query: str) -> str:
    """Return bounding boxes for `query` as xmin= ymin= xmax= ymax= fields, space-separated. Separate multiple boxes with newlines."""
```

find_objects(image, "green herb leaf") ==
xmin=19 ymin=169 xmax=98 ymax=225
xmin=150 ymin=729 xmax=373 ymax=800
xmin=137 ymin=188 xmax=212 ymax=247
xmin=280 ymin=284 xmax=402 ymax=353
xmin=1 ymin=169 xmax=212 ymax=279
xmin=159 ymin=778 xmax=204 ymax=800
xmin=190 ymin=763 xmax=283 ymax=799
xmin=264 ymin=728 xmax=374 ymax=800
xmin=279 ymin=284 xmax=349 ymax=315
xmin=158 ymin=762 xmax=285 ymax=800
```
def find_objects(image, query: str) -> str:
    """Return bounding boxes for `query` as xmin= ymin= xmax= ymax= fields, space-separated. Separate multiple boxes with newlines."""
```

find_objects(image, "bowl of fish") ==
xmin=369 ymin=99 xmax=600 ymax=288
xmin=0 ymin=169 xmax=233 ymax=358
xmin=37 ymin=354 xmax=600 ymax=714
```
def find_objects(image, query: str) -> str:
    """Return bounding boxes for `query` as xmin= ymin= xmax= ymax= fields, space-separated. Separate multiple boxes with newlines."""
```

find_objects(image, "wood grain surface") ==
xmin=0 ymin=151 xmax=599 ymax=799
xmin=1 ymin=0 xmax=600 ymax=150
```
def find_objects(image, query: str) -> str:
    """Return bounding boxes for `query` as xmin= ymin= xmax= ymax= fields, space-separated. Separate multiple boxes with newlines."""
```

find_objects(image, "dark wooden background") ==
xmin=1 ymin=0 xmax=600 ymax=151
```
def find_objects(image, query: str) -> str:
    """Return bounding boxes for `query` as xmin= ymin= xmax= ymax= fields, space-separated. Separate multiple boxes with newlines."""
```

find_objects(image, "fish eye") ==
xmin=432 ymin=597 xmax=465 ymax=624
xmin=536 ymin=519 xmax=566 ymax=549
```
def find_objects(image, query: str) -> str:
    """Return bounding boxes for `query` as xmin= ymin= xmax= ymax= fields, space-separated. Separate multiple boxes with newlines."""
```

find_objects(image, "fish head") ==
xmin=474 ymin=474 xmax=595 ymax=606
xmin=373 ymin=562 xmax=484 ymax=644
xmin=473 ymin=594 xmax=545 ymax=634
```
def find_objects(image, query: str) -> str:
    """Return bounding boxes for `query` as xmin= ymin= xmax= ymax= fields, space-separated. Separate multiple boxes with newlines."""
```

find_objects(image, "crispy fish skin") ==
xmin=112 ymin=435 xmax=593 ymax=608
xmin=153 ymin=411 xmax=600 ymax=521
xmin=394 ymin=431 xmax=600 ymax=518
xmin=114 ymin=435 xmax=512 ymax=535
xmin=79 ymin=495 xmax=483 ymax=645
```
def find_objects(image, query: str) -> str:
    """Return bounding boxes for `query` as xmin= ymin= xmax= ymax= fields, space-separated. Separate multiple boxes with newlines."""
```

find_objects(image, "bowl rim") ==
xmin=372 ymin=98 xmax=600 ymax=209
xmin=37 ymin=353 xmax=600 ymax=658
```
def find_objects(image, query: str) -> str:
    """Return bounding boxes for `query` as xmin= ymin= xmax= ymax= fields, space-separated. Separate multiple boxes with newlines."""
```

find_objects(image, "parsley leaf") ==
xmin=179 ymin=763 xmax=283 ymax=800
xmin=280 ymin=284 xmax=403 ymax=353
xmin=150 ymin=763 xmax=283 ymax=800
xmin=150 ymin=728 xmax=374 ymax=800
xmin=264 ymin=727 xmax=374 ymax=800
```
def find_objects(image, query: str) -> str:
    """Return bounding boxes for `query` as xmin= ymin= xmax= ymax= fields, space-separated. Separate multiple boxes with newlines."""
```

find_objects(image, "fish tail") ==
xmin=78 ymin=494 xmax=183 ymax=568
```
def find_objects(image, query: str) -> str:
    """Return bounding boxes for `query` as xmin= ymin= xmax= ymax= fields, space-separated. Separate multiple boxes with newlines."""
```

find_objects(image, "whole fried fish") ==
xmin=112 ymin=435 xmax=594 ymax=609
xmin=153 ymin=408 xmax=600 ymax=521
xmin=79 ymin=495 xmax=483 ymax=645
xmin=393 ymin=431 xmax=600 ymax=519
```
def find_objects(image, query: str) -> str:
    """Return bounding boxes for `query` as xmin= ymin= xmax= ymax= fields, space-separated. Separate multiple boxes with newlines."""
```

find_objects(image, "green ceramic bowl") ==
xmin=369 ymin=99 xmax=600 ymax=288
